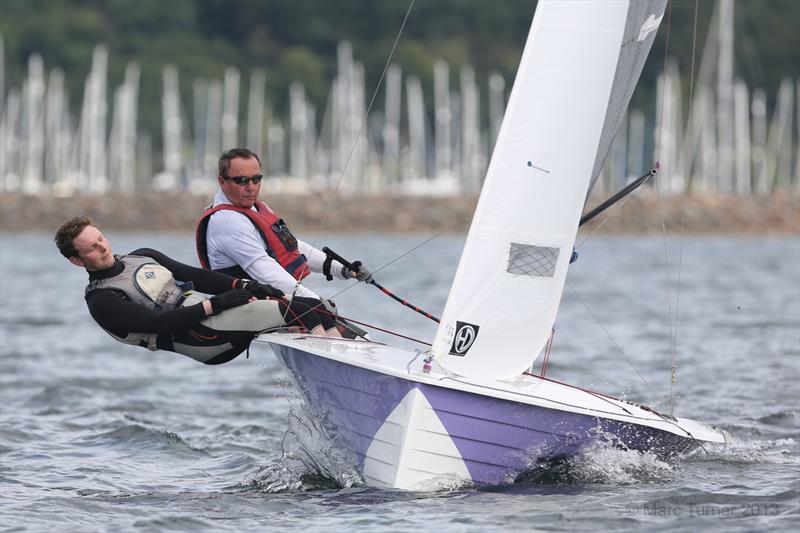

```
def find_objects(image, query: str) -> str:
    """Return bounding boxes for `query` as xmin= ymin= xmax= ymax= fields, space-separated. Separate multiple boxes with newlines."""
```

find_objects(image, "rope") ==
xmin=670 ymin=214 xmax=685 ymax=416
xmin=286 ymin=0 xmax=415 ymax=301
xmin=655 ymin=175 xmax=674 ymax=401
xmin=652 ymin=0 xmax=677 ymax=413
xmin=539 ymin=328 xmax=555 ymax=378
xmin=298 ymin=217 xmax=454 ymax=330
xmin=688 ymin=0 xmax=700 ymax=114
xmin=322 ymin=236 xmax=451 ymax=323
xmin=655 ymin=0 xmax=673 ymax=163
xmin=565 ymin=281 xmax=658 ymax=400
xmin=513 ymin=371 xmax=709 ymax=451
xmin=333 ymin=312 xmax=432 ymax=346
xmin=669 ymin=0 xmax=700 ymax=417
xmin=309 ymin=0 xmax=414 ymax=240
xmin=281 ymin=264 xmax=312 ymax=327
xmin=368 ymin=225 xmax=453 ymax=278
xmin=265 ymin=299 xmax=432 ymax=347
xmin=263 ymin=226 xmax=455 ymax=349
xmin=522 ymin=371 xmax=634 ymax=416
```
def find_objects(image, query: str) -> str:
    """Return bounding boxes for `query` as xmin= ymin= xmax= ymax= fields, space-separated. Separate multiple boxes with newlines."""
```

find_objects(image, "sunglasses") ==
xmin=223 ymin=174 xmax=263 ymax=185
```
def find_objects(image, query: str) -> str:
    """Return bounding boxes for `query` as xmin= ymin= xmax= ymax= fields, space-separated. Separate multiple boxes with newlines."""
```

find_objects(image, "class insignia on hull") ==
xmin=449 ymin=321 xmax=479 ymax=356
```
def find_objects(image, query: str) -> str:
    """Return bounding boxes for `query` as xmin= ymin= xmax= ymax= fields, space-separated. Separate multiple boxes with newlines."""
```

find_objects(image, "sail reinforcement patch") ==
xmin=506 ymin=243 xmax=559 ymax=277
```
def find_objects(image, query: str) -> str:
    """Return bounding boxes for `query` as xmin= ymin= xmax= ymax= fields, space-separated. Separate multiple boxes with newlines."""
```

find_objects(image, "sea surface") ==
xmin=1 ymin=232 xmax=798 ymax=532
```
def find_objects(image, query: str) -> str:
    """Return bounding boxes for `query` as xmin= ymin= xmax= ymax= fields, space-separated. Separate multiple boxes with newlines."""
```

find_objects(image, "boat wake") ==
xmin=514 ymin=427 xmax=798 ymax=487
xmin=515 ymin=440 xmax=677 ymax=486
xmin=694 ymin=435 xmax=799 ymax=466
xmin=242 ymin=405 xmax=363 ymax=493
xmin=404 ymin=473 xmax=474 ymax=492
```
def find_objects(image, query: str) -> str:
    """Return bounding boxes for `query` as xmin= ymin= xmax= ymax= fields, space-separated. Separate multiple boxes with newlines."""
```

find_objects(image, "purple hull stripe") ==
xmin=275 ymin=345 xmax=416 ymax=468
xmin=419 ymin=385 xmax=695 ymax=484
xmin=275 ymin=345 xmax=697 ymax=485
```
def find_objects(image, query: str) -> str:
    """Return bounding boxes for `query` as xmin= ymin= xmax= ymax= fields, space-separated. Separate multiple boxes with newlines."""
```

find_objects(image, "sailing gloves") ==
xmin=321 ymin=298 xmax=338 ymax=316
xmin=341 ymin=261 xmax=374 ymax=283
xmin=209 ymin=280 xmax=283 ymax=315
xmin=209 ymin=289 xmax=253 ymax=315
xmin=236 ymin=279 xmax=284 ymax=299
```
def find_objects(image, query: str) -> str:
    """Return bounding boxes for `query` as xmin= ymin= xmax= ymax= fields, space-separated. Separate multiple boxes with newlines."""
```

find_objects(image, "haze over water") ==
xmin=1 ymin=232 xmax=798 ymax=531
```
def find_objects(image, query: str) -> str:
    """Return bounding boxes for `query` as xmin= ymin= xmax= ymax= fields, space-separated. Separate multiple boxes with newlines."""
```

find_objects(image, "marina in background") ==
xmin=0 ymin=1 xmax=798 ymax=201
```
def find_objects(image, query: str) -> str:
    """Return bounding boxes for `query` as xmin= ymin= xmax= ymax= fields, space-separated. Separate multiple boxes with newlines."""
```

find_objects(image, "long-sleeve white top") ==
xmin=204 ymin=189 xmax=346 ymax=299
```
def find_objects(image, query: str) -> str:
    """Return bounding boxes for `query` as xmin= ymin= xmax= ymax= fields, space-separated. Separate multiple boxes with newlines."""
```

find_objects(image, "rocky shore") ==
xmin=1 ymin=191 xmax=797 ymax=234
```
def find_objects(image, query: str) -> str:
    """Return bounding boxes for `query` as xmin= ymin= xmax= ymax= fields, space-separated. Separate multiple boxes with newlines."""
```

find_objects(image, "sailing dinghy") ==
xmin=256 ymin=0 xmax=725 ymax=489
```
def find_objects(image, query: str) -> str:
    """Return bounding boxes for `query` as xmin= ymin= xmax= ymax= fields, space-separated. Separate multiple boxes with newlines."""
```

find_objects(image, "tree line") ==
xmin=2 ymin=0 xmax=798 ymax=143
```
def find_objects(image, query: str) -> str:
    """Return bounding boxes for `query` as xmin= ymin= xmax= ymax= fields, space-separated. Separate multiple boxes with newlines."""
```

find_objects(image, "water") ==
xmin=1 ymin=232 xmax=798 ymax=531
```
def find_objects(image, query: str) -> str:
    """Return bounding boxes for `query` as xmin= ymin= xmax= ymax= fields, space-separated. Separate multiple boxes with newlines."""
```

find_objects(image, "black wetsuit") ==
xmin=87 ymin=249 xmax=231 ymax=337
xmin=86 ymin=248 xmax=335 ymax=364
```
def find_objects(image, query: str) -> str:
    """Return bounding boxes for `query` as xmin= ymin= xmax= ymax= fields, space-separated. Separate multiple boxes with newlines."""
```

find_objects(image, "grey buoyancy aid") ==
xmin=85 ymin=254 xmax=191 ymax=350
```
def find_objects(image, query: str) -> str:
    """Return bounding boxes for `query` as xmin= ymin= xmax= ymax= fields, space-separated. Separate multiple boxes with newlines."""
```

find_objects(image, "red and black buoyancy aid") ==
xmin=196 ymin=202 xmax=310 ymax=281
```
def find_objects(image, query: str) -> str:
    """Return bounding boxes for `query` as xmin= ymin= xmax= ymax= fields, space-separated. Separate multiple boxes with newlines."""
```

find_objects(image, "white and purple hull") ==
xmin=259 ymin=334 xmax=725 ymax=489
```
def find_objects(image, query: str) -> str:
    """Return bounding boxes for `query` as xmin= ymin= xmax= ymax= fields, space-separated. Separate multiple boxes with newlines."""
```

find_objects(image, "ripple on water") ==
xmin=79 ymin=423 xmax=208 ymax=456
xmin=1 ymin=317 xmax=69 ymax=328
xmin=756 ymin=409 xmax=799 ymax=427
xmin=132 ymin=516 xmax=214 ymax=529
xmin=1 ymin=234 xmax=797 ymax=531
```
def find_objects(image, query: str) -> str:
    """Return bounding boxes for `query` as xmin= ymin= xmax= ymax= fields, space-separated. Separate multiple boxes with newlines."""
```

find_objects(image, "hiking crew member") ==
xmin=55 ymin=217 xmax=341 ymax=365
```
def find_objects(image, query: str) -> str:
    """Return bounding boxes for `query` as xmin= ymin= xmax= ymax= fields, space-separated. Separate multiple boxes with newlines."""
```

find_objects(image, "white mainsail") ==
xmin=432 ymin=0 xmax=667 ymax=379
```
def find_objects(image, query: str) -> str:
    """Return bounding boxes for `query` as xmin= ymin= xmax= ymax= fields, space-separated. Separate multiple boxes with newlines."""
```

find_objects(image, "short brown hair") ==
xmin=219 ymin=148 xmax=261 ymax=177
xmin=54 ymin=216 xmax=93 ymax=258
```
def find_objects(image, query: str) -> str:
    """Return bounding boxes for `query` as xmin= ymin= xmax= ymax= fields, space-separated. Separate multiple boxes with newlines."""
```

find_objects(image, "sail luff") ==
xmin=587 ymin=0 xmax=668 ymax=197
xmin=431 ymin=0 xmax=666 ymax=380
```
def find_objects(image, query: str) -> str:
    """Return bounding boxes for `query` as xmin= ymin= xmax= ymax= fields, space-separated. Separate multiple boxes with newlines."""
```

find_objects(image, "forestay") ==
xmin=431 ymin=0 xmax=667 ymax=379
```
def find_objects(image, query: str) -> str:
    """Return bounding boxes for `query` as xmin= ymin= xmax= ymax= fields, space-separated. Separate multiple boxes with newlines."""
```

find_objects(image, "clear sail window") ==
xmin=506 ymin=243 xmax=560 ymax=277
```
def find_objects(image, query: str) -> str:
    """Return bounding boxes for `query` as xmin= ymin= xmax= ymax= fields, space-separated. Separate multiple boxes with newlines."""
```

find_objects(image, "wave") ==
xmin=80 ymin=423 xmax=206 ymax=455
xmin=130 ymin=517 xmax=213 ymax=529
xmin=756 ymin=410 xmax=799 ymax=427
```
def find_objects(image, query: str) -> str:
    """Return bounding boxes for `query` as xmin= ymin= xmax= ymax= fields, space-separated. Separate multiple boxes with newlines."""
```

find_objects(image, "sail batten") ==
xmin=431 ymin=0 xmax=666 ymax=380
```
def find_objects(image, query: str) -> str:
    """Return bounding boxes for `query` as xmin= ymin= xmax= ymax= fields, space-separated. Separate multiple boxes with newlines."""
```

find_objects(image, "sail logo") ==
xmin=637 ymin=13 xmax=664 ymax=42
xmin=449 ymin=321 xmax=480 ymax=356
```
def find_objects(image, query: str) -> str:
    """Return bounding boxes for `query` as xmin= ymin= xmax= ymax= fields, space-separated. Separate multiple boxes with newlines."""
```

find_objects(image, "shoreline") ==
xmin=1 ymin=191 xmax=797 ymax=234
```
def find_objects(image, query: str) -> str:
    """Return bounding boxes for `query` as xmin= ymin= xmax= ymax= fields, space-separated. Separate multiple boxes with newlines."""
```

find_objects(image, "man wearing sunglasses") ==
xmin=196 ymin=148 xmax=372 ymax=336
xmin=196 ymin=148 xmax=373 ymax=308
